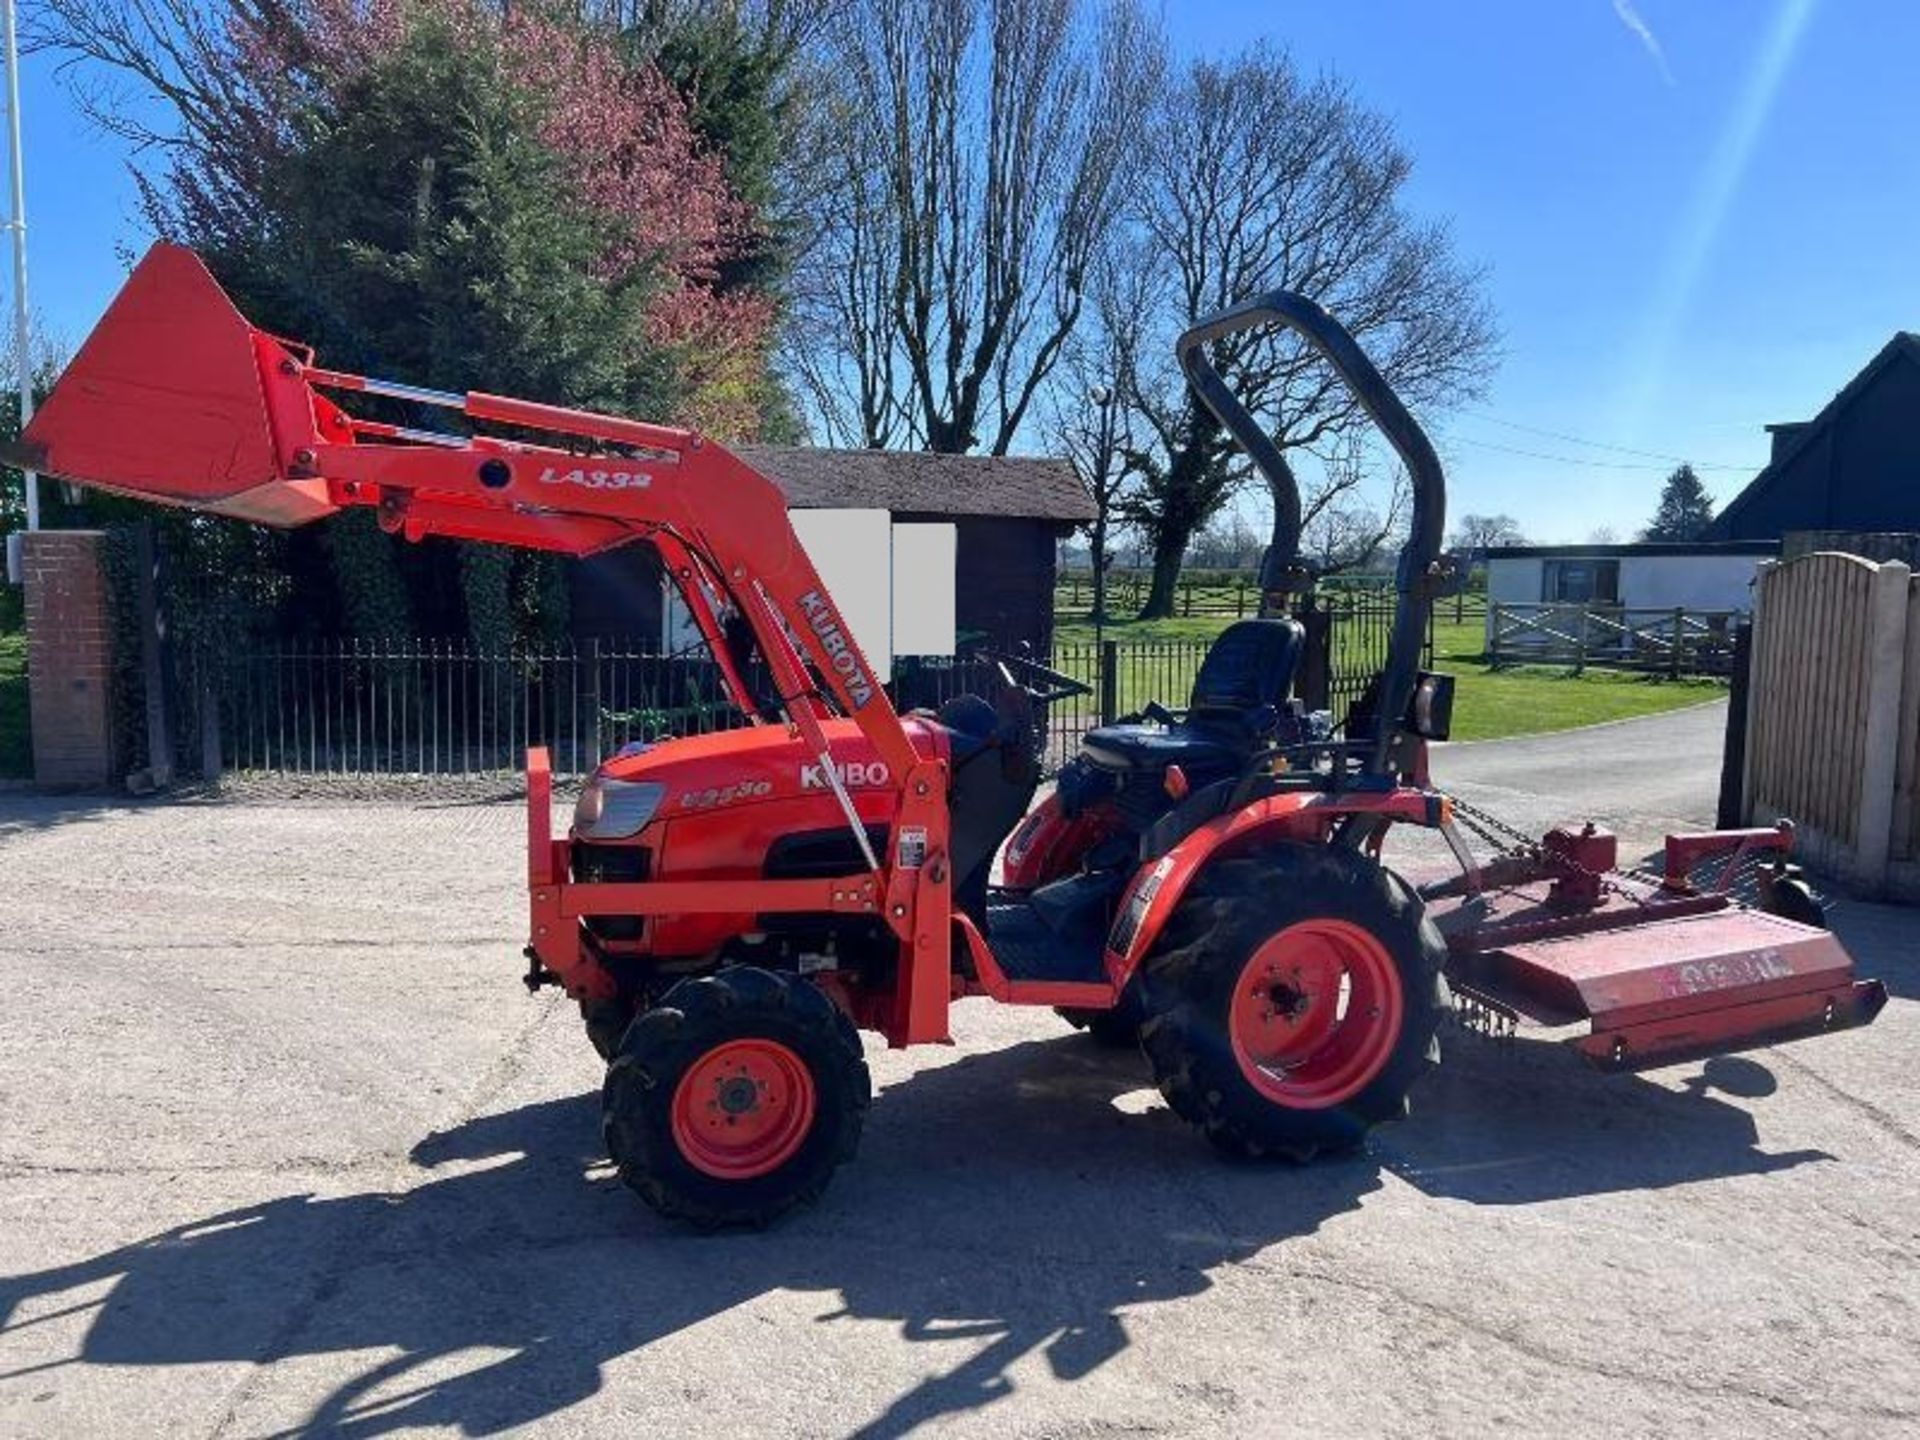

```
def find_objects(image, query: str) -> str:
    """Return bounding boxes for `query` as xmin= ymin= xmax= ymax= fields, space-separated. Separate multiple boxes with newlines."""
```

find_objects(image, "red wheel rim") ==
xmin=1227 ymin=919 xmax=1404 ymax=1110
xmin=670 ymin=1039 xmax=817 ymax=1180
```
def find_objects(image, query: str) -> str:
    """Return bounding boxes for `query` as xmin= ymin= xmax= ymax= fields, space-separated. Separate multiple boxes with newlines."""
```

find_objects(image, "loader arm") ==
xmin=17 ymin=246 xmax=916 ymax=781
xmin=14 ymin=243 xmax=956 ymax=1042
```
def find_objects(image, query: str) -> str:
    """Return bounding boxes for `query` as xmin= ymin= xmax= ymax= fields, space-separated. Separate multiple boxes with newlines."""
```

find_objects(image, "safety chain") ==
xmin=1443 ymin=793 xmax=1670 ymax=906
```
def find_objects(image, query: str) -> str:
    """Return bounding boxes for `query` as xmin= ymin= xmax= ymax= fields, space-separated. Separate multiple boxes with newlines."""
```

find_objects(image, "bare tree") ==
xmin=1121 ymin=47 xmax=1498 ymax=618
xmin=1045 ymin=251 xmax=1153 ymax=621
xmin=1447 ymin=513 xmax=1528 ymax=551
xmin=25 ymin=0 xmax=304 ymax=251
xmin=786 ymin=0 xmax=1161 ymax=453
xmin=1299 ymin=438 xmax=1407 ymax=577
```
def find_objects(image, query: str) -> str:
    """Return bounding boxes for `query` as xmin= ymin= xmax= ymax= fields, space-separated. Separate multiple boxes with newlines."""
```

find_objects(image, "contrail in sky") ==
xmin=1613 ymin=0 xmax=1677 ymax=85
xmin=1616 ymin=0 xmax=1820 ymax=442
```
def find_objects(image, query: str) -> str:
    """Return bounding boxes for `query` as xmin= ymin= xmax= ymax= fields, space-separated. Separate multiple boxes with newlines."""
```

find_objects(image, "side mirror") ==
xmin=1406 ymin=671 xmax=1455 ymax=741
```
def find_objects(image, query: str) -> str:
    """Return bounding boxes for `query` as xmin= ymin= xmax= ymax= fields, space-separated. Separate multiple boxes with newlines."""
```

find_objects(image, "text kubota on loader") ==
xmin=16 ymin=245 xmax=1886 ymax=1226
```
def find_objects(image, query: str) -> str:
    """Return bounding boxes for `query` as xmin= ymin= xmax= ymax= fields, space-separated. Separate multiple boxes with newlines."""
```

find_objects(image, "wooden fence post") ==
xmin=1670 ymin=607 xmax=1683 ymax=678
xmin=1716 ymin=621 xmax=1750 ymax=828
xmin=1857 ymin=560 xmax=1911 ymax=896
xmin=1573 ymin=605 xmax=1587 ymax=674
xmin=1740 ymin=561 xmax=1775 ymax=826
xmin=1895 ymin=574 xmax=1920 ymax=866
xmin=1488 ymin=602 xmax=1502 ymax=665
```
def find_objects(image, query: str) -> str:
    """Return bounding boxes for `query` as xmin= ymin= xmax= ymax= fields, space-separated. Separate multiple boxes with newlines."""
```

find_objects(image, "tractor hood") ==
xmin=573 ymin=716 xmax=948 ymax=838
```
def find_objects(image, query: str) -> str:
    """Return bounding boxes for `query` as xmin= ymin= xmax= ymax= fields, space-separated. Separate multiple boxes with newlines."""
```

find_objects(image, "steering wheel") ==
xmin=983 ymin=649 xmax=1093 ymax=706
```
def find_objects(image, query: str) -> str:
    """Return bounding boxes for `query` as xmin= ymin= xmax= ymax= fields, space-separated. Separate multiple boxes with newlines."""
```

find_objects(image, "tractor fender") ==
xmin=1002 ymin=791 xmax=1125 ymax=890
xmin=1102 ymin=786 xmax=1445 ymax=988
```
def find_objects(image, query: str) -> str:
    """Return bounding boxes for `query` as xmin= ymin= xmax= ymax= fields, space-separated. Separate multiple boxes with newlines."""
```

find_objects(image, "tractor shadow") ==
xmin=1375 ymin=1040 xmax=1826 ymax=1203
xmin=0 ymin=1030 xmax=1825 ymax=1437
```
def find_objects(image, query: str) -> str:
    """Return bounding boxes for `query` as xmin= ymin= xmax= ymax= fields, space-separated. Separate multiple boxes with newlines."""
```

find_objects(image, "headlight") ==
xmin=573 ymin=778 xmax=667 ymax=840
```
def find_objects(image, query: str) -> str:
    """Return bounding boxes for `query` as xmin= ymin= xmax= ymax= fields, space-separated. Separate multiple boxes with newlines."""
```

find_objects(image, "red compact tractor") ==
xmin=17 ymin=246 xmax=1885 ymax=1225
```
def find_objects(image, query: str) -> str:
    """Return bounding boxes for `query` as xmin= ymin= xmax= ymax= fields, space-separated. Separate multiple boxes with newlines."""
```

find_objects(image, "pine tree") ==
xmin=1642 ymin=464 xmax=1716 ymax=542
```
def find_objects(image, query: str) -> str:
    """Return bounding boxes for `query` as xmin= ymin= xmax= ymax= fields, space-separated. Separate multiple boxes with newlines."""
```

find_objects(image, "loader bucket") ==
xmin=17 ymin=244 xmax=337 ymax=527
xmin=1432 ymin=865 xmax=1885 ymax=1071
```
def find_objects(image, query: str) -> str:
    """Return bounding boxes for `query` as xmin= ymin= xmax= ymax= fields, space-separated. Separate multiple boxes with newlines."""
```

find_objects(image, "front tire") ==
xmin=580 ymin=995 xmax=637 ymax=1062
xmin=1139 ymin=846 xmax=1447 ymax=1160
xmin=603 ymin=967 xmax=870 ymax=1227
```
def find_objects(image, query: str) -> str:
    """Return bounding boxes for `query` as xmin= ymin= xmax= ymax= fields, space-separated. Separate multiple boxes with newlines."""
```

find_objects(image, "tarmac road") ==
xmin=1431 ymin=699 xmax=1734 ymax=859
xmin=1 ymin=703 xmax=1915 ymax=1439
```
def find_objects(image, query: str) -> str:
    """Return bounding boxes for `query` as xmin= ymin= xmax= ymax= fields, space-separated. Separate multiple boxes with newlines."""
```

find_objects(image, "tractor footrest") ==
xmin=985 ymin=901 xmax=1109 ymax=985
xmin=972 ymin=900 xmax=1114 ymax=1007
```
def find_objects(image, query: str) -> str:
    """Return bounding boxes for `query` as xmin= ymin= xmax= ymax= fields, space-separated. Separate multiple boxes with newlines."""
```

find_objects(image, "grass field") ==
xmin=1054 ymin=612 xmax=1725 ymax=743
xmin=0 ymin=632 xmax=29 ymax=778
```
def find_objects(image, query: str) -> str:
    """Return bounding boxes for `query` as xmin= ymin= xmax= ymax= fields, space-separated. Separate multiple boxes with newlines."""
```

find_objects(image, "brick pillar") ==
xmin=22 ymin=531 xmax=115 ymax=787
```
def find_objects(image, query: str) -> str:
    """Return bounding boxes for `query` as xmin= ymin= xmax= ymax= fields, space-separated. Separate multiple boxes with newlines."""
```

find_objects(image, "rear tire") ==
xmin=603 ymin=967 xmax=870 ymax=1227
xmin=1139 ymin=846 xmax=1447 ymax=1160
xmin=1760 ymin=870 xmax=1826 ymax=929
xmin=1056 ymin=980 xmax=1148 ymax=1048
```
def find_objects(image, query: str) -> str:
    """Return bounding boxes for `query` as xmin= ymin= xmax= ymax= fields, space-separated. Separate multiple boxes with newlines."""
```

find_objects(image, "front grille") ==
xmin=573 ymin=842 xmax=651 ymax=942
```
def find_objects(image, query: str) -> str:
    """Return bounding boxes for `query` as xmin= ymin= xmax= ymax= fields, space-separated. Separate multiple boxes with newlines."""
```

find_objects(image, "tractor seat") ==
xmin=1080 ymin=618 xmax=1304 ymax=774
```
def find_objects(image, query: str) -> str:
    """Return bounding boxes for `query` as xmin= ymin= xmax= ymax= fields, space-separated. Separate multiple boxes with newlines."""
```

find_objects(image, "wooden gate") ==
xmin=1742 ymin=551 xmax=1920 ymax=898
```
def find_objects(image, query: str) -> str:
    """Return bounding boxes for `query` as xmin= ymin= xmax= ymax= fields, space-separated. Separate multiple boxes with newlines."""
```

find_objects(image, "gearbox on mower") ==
xmin=17 ymin=246 xmax=1884 ymax=1227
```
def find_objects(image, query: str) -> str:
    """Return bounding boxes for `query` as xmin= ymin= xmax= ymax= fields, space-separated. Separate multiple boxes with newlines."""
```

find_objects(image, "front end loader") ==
xmin=14 ymin=245 xmax=1885 ymax=1226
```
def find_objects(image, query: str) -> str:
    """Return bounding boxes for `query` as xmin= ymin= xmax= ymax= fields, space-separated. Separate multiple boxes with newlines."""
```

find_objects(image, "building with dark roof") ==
xmin=1484 ymin=539 xmax=1778 ymax=616
xmin=1707 ymin=332 xmax=1920 ymax=541
xmin=569 ymin=445 xmax=1093 ymax=654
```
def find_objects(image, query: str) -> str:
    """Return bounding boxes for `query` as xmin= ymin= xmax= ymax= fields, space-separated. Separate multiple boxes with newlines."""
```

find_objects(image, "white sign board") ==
xmin=891 ymin=522 xmax=957 ymax=656
xmin=660 ymin=510 xmax=959 ymax=672
xmin=791 ymin=508 xmax=896 ymax=675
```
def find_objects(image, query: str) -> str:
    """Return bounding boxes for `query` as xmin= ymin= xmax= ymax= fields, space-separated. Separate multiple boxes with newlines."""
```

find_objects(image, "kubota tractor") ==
xmin=15 ymin=246 xmax=1885 ymax=1226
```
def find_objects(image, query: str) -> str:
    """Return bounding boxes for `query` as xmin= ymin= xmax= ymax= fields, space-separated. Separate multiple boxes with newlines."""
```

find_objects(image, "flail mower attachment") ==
xmin=1424 ymin=821 xmax=1886 ymax=1070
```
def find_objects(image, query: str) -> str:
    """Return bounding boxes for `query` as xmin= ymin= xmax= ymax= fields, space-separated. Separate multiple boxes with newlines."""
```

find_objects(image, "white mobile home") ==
xmin=1484 ymin=541 xmax=1779 ymax=613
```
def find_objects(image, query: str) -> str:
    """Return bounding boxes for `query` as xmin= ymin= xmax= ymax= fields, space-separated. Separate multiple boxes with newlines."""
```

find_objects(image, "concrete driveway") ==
xmin=1 ymin=705 xmax=1915 ymax=1438
xmin=1432 ymin=699 xmax=1732 ymax=857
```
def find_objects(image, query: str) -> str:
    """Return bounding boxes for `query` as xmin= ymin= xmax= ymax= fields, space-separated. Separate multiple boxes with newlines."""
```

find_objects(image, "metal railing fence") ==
xmin=160 ymin=593 xmax=1415 ymax=780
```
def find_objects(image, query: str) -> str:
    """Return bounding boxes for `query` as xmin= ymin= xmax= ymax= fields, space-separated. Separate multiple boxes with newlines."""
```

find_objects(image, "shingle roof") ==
xmin=737 ymin=444 xmax=1094 ymax=523
xmin=1708 ymin=331 xmax=1920 ymax=538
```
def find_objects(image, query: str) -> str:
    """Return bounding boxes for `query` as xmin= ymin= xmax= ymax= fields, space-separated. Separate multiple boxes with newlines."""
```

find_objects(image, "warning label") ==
xmin=897 ymin=826 xmax=928 ymax=870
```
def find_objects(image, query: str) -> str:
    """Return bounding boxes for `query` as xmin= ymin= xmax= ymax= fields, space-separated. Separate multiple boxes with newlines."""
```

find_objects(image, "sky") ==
xmin=7 ymin=0 xmax=1919 ymax=543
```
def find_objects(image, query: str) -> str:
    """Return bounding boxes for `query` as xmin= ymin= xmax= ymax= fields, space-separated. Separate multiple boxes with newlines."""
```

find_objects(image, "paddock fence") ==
xmin=1486 ymin=602 xmax=1741 ymax=676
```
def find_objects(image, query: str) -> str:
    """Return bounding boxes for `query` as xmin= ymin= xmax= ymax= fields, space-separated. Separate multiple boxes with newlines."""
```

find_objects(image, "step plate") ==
xmin=984 ymin=902 xmax=1110 ymax=986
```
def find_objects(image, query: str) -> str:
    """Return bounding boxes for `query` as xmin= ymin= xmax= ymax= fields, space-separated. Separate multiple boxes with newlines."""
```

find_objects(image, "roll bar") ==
xmin=1177 ymin=292 xmax=1448 ymax=773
